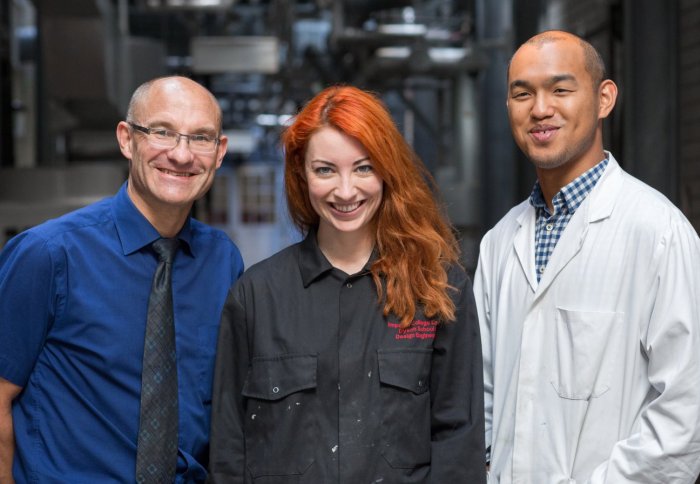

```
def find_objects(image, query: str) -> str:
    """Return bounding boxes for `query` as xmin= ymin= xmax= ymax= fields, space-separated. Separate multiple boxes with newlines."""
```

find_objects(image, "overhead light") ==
xmin=255 ymin=114 xmax=293 ymax=127
xmin=376 ymin=24 xmax=427 ymax=36
xmin=145 ymin=0 xmax=235 ymax=9
xmin=375 ymin=47 xmax=411 ymax=59
xmin=429 ymin=47 xmax=467 ymax=63
xmin=189 ymin=0 xmax=231 ymax=6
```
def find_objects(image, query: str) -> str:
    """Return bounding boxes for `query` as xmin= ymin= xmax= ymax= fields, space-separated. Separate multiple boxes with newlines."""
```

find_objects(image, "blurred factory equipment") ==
xmin=2 ymin=0 xmax=489 ymax=269
xmin=4 ymin=0 xmax=697 ymax=263
xmin=0 ymin=162 xmax=127 ymax=247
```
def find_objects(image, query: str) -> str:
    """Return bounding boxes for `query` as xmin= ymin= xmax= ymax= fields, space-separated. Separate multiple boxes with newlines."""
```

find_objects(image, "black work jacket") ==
xmin=209 ymin=232 xmax=485 ymax=483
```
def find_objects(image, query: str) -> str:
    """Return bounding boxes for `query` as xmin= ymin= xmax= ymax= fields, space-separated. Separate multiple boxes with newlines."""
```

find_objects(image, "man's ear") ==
xmin=215 ymin=134 xmax=228 ymax=169
xmin=116 ymin=121 xmax=134 ymax=159
xmin=598 ymin=79 xmax=618 ymax=120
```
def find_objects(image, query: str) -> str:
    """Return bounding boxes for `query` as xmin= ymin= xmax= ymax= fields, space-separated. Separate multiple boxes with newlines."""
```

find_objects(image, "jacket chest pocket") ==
xmin=241 ymin=354 xmax=318 ymax=479
xmin=550 ymin=308 xmax=624 ymax=400
xmin=377 ymin=348 xmax=432 ymax=469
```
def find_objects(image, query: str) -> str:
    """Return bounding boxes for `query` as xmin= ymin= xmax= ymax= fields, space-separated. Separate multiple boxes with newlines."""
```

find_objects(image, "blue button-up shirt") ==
xmin=529 ymin=157 xmax=608 ymax=281
xmin=0 ymin=183 xmax=244 ymax=483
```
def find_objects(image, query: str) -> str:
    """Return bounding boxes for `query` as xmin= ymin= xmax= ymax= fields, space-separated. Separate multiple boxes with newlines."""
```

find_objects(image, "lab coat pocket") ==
xmin=378 ymin=348 xmax=432 ymax=468
xmin=241 ymin=353 xmax=318 ymax=478
xmin=550 ymin=308 xmax=622 ymax=400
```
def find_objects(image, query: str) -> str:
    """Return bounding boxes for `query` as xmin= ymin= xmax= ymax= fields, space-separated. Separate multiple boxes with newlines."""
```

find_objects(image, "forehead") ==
xmin=305 ymin=126 xmax=368 ymax=160
xmin=509 ymin=39 xmax=590 ymax=84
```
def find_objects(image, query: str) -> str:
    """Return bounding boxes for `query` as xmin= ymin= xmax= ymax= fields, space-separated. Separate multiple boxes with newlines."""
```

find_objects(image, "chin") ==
xmin=327 ymin=221 xmax=372 ymax=236
xmin=529 ymin=153 xmax=570 ymax=170
xmin=156 ymin=193 xmax=197 ymax=208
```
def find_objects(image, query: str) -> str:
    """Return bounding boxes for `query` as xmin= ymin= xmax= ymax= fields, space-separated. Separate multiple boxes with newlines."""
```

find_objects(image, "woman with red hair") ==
xmin=209 ymin=85 xmax=485 ymax=483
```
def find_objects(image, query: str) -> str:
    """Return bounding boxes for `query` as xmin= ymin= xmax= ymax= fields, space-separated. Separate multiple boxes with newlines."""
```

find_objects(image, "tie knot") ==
xmin=152 ymin=238 xmax=180 ymax=263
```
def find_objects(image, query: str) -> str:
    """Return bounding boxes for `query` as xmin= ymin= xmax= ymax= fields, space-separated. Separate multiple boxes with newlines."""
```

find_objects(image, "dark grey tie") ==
xmin=136 ymin=238 xmax=180 ymax=484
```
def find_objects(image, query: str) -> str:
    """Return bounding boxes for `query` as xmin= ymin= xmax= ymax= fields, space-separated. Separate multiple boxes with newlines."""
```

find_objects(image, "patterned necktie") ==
xmin=136 ymin=238 xmax=180 ymax=484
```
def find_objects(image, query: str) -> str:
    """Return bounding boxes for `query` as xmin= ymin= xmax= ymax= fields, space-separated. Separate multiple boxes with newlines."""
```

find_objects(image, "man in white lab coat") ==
xmin=474 ymin=30 xmax=700 ymax=483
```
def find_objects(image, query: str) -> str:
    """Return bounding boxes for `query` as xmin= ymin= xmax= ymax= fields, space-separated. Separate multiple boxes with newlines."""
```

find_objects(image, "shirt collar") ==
xmin=528 ymin=156 xmax=610 ymax=216
xmin=299 ymin=228 xmax=334 ymax=287
xmin=112 ymin=182 xmax=193 ymax=256
xmin=298 ymin=227 xmax=375 ymax=287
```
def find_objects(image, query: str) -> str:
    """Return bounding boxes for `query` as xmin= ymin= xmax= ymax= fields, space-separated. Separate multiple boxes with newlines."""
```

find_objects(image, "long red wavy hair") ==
xmin=282 ymin=85 xmax=460 ymax=327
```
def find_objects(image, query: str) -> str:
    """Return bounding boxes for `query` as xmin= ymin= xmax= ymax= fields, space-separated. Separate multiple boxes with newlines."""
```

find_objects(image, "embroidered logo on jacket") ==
xmin=387 ymin=320 xmax=438 ymax=340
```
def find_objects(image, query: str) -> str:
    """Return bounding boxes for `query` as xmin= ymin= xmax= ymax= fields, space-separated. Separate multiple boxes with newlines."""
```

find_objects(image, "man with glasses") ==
xmin=0 ymin=76 xmax=244 ymax=482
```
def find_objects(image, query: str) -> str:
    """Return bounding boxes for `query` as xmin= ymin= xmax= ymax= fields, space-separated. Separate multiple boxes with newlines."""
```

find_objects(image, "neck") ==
xmin=317 ymin=225 xmax=375 ymax=275
xmin=127 ymin=183 xmax=189 ymax=238
xmin=148 ymin=212 xmax=188 ymax=238
xmin=536 ymin=149 xmax=606 ymax=211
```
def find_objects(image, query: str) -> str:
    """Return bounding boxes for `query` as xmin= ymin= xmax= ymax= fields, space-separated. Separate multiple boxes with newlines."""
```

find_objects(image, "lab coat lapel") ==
xmin=533 ymin=154 xmax=622 ymax=299
xmin=513 ymin=205 xmax=539 ymax=292
xmin=534 ymin=200 xmax=588 ymax=297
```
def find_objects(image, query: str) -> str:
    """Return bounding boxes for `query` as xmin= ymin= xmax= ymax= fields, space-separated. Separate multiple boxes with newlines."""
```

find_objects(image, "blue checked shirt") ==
xmin=529 ymin=157 xmax=609 ymax=282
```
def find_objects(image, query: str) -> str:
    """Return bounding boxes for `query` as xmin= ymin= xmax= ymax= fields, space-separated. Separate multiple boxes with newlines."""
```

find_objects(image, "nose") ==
xmin=531 ymin=93 xmax=555 ymax=119
xmin=167 ymin=135 xmax=195 ymax=163
xmin=335 ymin=173 xmax=357 ymax=199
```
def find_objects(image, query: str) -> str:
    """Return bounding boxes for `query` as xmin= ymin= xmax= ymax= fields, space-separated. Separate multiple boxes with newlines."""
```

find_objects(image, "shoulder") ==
xmin=484 ymin=200 xmax=530 ymax=240
xmin=446 ymin=263 xmax=469 ymax=288
xmin=240 ymin=243 xmax=301 ymax=283
xmin=613 ymin=169 xmax=695 ymax=236
xmin=189 ymin=219 xmax=240 ymax=250
xmin=590 ymin=162 xmax=700 ymax=266
xmin=2 ymin=199 xmax=113 ymax=262
xmin=479 ymin=199 xmax=531 ymax=257
xmin=23 ymin=197 xmax=113 ymax=244
xmin=228 ymin=243 xmax=303 ymax=306
xmin=1 ymin=199 xmax=113 ymax=282
xmin=188 ymin=219 xmax=245 ymax=276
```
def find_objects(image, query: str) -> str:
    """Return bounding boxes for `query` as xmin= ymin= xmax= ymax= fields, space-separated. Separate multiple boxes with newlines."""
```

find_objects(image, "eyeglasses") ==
xmin=128 ymin=122 xmax=220 ymax=154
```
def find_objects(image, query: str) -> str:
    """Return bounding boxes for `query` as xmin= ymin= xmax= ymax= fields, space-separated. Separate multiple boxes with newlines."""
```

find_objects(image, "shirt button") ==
xmin=545 ymin=223 xmax=554 ymax=231
xmin=272 ymin=386 xmax=279 ymax=394
xmin=538 ymin=266 xmax=545 ymax=273
xmin=346 ymin=282 xmax=352 ymax=288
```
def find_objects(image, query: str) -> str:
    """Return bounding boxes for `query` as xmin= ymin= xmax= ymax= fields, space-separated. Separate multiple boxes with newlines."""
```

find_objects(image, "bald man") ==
xmin=0 ymin=77 xmax=244 ymax=482
xmin=474 ymin=31 xmax=700 ymax=483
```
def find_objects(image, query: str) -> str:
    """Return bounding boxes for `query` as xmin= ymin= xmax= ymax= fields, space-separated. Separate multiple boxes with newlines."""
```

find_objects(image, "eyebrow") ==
xmin=509 ymin=74 xmax=577 ymax=91
xmin=309 ymin=156 xmax=371 ymax=165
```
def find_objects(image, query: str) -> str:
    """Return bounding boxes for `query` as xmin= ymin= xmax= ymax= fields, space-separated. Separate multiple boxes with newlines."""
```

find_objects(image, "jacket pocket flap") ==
xmin=242 ymin=354 xmax=317 ymax=401
xmin=377 ymin=348 xmax=432 ymax=394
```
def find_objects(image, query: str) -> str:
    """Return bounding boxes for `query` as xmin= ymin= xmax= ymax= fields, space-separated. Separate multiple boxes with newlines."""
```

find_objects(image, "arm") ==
xmin=0 ymin=233 xmax=56 ymax=484
xmin=0 ymin=378 xmax=22 ymax=484
xmin=208 ymin=284 xmax=249 ymax=484
xmin=429 ymin=269 xmax=486 ymax=483
xmin=472 ymin=246 xmax=492 ymax=466
xmin=587 ymin=219 xmax=700 ymax=483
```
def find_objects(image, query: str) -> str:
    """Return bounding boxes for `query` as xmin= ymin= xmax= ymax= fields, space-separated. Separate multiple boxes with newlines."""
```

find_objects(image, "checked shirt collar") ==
xmin=529 ymin=156 xmax=609 ymax=282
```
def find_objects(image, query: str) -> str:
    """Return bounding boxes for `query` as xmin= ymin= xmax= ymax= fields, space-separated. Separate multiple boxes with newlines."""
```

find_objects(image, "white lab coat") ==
xmin=474 ymin=154 xmax=700 ymax=484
